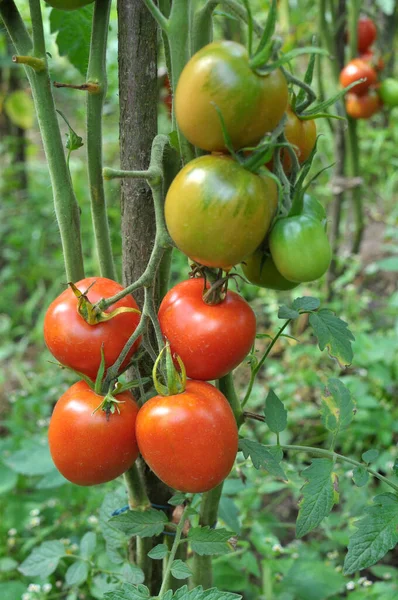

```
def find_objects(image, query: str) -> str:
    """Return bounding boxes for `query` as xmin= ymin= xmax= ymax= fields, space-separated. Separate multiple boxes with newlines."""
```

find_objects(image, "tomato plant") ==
xmin=44 ymin=277 xmax=141 ymax=380
xmin=339 ymin=59 xmax=377 ymax=96
xmin=345 ymin=91 xmax=380 ymax=119
xmin=136 ymin=380 xmax=238 ymax=493
xmin=379 ymin=78 xmax=398 ymax=108
xmin=242 ymin=250 xmax=299 ymax=291
xmin=158 ymin=278 xmax=256 ymax=380
xmin=44 ymin=0 xmax=94 ymax=9
xmin=48 ymin=381 xmax=140 ymax=485
xmin=175 ymin=40 xmax=288 ymax=151
xmin=360 ymin=49 xmax=385 ymax=72
xmin=356 ymin=17 xmax=377 ymax=53
xmin=165 ymin=154 xmax=277 ymax=270
xmin=269 ymin=215 xmax=332 ymax=282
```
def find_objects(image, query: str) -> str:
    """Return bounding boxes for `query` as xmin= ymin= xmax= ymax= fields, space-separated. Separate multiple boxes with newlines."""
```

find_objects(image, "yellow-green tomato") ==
xmin=242 ymin=250 xmax=299 ymax=291
xmin=44 ymin=0 xmax=94 ymax=9
xmin=175 ymin=41 xmax=288 ymax=152
xmin=269 ymin=215 xmax=332 ymax=283
xmin=165 ymin=155 xmax=277 ymax=270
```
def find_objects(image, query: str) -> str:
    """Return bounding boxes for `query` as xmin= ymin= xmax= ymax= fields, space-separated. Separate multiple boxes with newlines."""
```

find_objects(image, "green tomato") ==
xmin=379 ymin=78 xmax=398 ymax=108
xmin=269 ymin=215 xmax=332 ymax=283
xmin=242 ymin=250 xmax=299 ymax=291
xmin=44 ymin=0 xmax=94 ymax=10
xmin=302 ymin=194 xmax=327 ymax=228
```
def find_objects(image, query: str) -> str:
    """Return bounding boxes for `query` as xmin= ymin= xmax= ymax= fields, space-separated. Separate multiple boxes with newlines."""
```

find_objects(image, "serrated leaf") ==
xmin=362 ymin=449 xmax=379 ymax=464
xmin=264 ymin=389 xmax=287 ymax=434
xmin=65 ymin=560 xmax=89 ymax=586
xmin=352 ymin=466 xmax=369 ymax=488
xmin=239 ymin=439 xmax=287 ymax=480
xmin=100 ymin=488 xmax=131 ymax=563
xmin=296 ymin=459 xmax=336 ymax=538
xmin=18 ymin=540 xmax=65 ymax=578
xmin=4 ymin=90 xmax=34 ymax=129
xmin=169 ymin=491 xmax=187 ymax=506
xmin=344 ymin=493 xmax=398 ymax=574
xmin=80 ymin=532 xmax=96 ymax=559
xmin=109 ymin=508 xmax=167 ymax=538
xmin=147 ymin=543 xmax=168 ymax=560
xmin=170 ymin=559 xmax=192 ymax=580
xmin=278 ymin=305 xmax=300 ymax=320
xmin=292 ymin=296 xmax=321 ymax=312
xmin=50 ymin=6 xmax=93 ymax=76
xmin=321 ymin=378 xmax=355 ymax=436
xmin=104 ymin=584 xmax=150 ymax=600
xmin=188 ymin=527 xmax=232 ymax=556
xmin=173 ymin=586 xmax=242 ymax=599
xmin=120 ymin=563 xmax=145 ymax=585
xmin=5 ymin=443 xmax=54 ymax=475
xmin=309 ymin=309 xmax=355 ymax=367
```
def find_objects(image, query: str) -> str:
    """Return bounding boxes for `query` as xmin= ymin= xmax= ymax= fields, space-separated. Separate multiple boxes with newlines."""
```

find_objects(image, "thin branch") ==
xmin=143 ymin=0 xmax=169 ymax=31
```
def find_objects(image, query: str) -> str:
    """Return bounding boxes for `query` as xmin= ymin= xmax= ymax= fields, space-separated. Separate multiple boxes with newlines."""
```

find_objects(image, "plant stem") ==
xmin=1 ymin=0 xmax=85 ymax=281
xmin=218 ymin=373 xmax=243 ymax=426
xmin=124 ymin=464 xmax=150 ymax=509
xmin=158 ymin=504 xmax=190 ymax=598
xmin=29 ymin=0 xmax=45 ymax=57
xmin=86 ymin=0 xmax=116 ymax=279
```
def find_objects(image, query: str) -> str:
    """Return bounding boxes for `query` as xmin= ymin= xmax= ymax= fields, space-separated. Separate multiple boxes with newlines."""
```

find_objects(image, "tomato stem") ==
xmin=158 ymin=503 xmax=191 ymax=597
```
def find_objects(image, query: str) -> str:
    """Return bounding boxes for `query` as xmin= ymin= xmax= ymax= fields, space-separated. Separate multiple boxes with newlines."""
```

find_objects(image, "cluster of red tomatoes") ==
xmin=341 ymin=16 xmax=387 ymax=119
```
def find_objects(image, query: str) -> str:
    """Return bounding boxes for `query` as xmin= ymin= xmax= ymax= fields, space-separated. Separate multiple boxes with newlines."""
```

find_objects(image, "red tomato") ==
xmin=345 ymin=92 xmax=380 ymax=119
xmin=49 ymin=381 xmax=139 ymax=486
xmin=281 ymin=106 xmax=317 ymax=171
xmin=339 ymin=59 xmax=377 ymax=96
xmin=158 ymin=278 xmax=256 ymax=380
xmin=357 ymin=17 xmax=377 ymax=53
xmin=136 ymin=380 xmax=238 ymax=493
xmin=44 ymin=277 xmax=141 ymax=380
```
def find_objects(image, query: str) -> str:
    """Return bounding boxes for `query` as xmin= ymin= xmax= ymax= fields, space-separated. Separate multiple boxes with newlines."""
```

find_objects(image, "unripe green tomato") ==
xmin=302 ymin=194 xmax=327 ymax=228
xmin=269 ymin=215 xmax=332 ymax=283
xmin=44 ymin=0 xmax=94 ymax=10
xmin=242 ymin=250 xmax=299 ymax=291
xmin=379 ymin=78 xmax=398 ymax=108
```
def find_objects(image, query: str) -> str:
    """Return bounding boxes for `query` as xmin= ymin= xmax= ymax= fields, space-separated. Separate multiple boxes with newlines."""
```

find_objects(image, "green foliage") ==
xmin=296 ymin=459 xmax=336 ymax=538
xmin=49 ymin=6 xmax=94 ymax=75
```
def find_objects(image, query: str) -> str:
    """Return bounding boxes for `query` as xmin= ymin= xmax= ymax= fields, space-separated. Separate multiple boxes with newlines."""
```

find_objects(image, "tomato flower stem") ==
xmin=86 ymin=0 xmax=116 ymax=280
xmin=158 ymin=504 xmax=191 ymax=598
xmin=12 ymin=54 xmax=45 ymax=71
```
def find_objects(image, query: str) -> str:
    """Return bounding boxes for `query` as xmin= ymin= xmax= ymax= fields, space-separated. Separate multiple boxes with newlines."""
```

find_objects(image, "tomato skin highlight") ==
xmin=175 ymin=40 xmax=288 ymax=151
xmin=165 ymin=155 xmax=277 ymax=270
xmin=345 ymin=92 xmax=380 ymax=119
xmin=48 ymin=381 xmax=139 ymax=486
xmin=242 ymin=250 xmax=299 ymax=291
xmin=44 ymin=0 xmax=94 ymax=9
xmin=339 ymin=59 xmax=377 ymax=97
xmin=136 ymin=380 xmax=238 ymax=493
xmin=158 ymin=278 xmax=256 ymax=380
xmin=379 ymin=78 xmax=398 ymax=108
xmin=269 ymin=215 xmax=332 ymax=283
xmin=44 ymin=277 xmax=141 ymax=380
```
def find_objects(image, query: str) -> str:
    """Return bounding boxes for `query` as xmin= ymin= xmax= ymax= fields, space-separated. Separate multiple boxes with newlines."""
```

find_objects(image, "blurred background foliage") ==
xmin=0 ymin=1 xmax=398 ymax=599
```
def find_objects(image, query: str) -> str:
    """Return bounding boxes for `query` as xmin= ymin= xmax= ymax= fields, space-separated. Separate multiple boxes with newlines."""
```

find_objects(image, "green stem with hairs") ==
xmin=158 ymin=504 xmax=190 ymax=597
xmin=86 ymin=0 xmax=116 ymax=279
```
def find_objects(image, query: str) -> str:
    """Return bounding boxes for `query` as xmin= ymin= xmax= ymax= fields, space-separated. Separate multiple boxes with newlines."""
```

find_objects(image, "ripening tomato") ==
xmin=165 ymin=155 xmax=277 ymax=270
xmin=339 ymin=59 xmax=377 ymax=97
xmin=345 ymin=91 xmax=380 ymax=119
xmin=242 ymin=250 xmax=299 ymax=291
xmin=44 ymin=277 xmax=141 ymax=380
xmin=49 ymin=381 xmax=139 ymax=486
xmin=44 ymin=0 xmax=94 ymax=9
xmin=282 ymin=107 xmax=317 ymax=170
xmin=269 ymin=215 xmax=332 ymax=282
xmin=379 ymin=78 xmax=398 ymax=108
xmin=158 ymin=278 xmax=256 ymax=380
xmin=175 ymin=40 xmax=288 ymax=151
xmin=136 ymin=380 xmax=238 ymax=493
xmin=360 ymin=49 xmax=385 ymax=73
xmin=357 ymin=17 xmax=377 ymax=53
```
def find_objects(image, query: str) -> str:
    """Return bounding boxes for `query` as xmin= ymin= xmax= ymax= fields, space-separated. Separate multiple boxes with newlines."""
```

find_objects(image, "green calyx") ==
xmin=153 ymin=342 xmax=187 ymax=396
xmin=68 ymin=281 xmax=140 ymax=325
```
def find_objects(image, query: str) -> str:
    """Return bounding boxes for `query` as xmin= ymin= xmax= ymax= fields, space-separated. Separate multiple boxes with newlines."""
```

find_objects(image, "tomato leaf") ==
xmin=238 ymin=439 xmax=287 ymax=480
xmin=362 ymin=449 xmax=379 ymax=464
xmin=309 ymin=309 xmax=355 ymax=367
xmin=99 ymin=488 xmax=127 ymax=565
xmin=170 ymin=559 xmax=192 ymax=580
xmin=352 ymin=466 xmax=369 ymax=488
xmin=278 ymin=305 xmax=300 ymax=320
xmin=168 ymin=491 xmax=187 ymax=506
xmin=296 ymin=458 xmax=336 ymax=538
xmin=104 ymin=584 xmax=150 ymax=599
xmin=264 ymin=390 xmax=287 ymax=434
xmin=104 ymin=584 xmax=242 ymax=599
xmin=80 ymin=532 xmax=96 ymax=559
xmin=18 ymin=540 xmax=65 ymax=578
xmin=120 ymin=564 xmax=145 ymax=585
xmin=65 ymin=560 xmax=89 ymax=586
xmin=292 ymin=296 xmax=320 ymax=312
xmin=321 ymin=378 xmax=356 ymax=437
xmin=49 ymin=6 xmax=93 ymax=76
xmin=4 ymin=442 xmax=54 ymax=475
xmin=188 ymin=527 xmax=233 ymax=556
xmin=344 ymin=493 xmax=398 ymax=574
xmin=109 ymin=508 xmax=168 ymax=538
xmin=147 ymin=543 xmax=168 ymax=560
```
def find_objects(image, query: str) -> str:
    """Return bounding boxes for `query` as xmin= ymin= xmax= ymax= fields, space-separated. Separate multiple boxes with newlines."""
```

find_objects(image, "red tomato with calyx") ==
xmin=49 ymin=381 xmax=139 ymax=486
xmin=158 ymin=278 xmax=256 ymax=380
xmin=357 ymin=17 xmax=377 ymax=53
xmin=340 ymin=59 xmax=377 ymax=97
xmin=345 ymin=92 xmax=380 ymax=119
xmin=44 ymin=277 xmax=141 ymax=380
xmin=136 ymin=380 xmax=238 ymax=493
